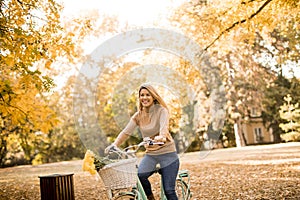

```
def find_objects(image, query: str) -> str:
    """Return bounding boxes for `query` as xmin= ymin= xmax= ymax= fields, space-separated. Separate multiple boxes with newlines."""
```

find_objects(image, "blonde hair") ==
xmin=138 ymin=84 xmax=168 ymax=111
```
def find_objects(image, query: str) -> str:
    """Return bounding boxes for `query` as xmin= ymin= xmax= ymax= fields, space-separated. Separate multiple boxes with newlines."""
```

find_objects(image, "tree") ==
xmin=33 ymin=76 xmax=86 ymax=164
xmin=279 ymin=94 xmax=300 ymax=141
xmin=261 ymin=74 xmax=291 ymax=142
xmin=171 ymin=0 xmax=300 ymax=147
xmin=172 ymin=0 xmax=299 ymax=52
xmin=0 ymin=0 xmax=96 ymax=165
xmin=0 ymin=0 xmax=66 ymax=165
xmin=253 ymin=25 xmax=300 ymax=143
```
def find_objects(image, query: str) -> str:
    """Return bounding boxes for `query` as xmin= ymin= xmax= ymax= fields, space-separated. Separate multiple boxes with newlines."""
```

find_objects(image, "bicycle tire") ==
xmin=176 ymin=179 xmax=191 ymax=200
xmin=113 ymin=192 xmax=137 ymax=200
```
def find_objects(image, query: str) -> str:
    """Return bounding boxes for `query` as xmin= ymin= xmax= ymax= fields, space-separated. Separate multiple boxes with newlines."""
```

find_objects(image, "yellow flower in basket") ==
xmin=82 ymin=150 xmax=114 ymax=175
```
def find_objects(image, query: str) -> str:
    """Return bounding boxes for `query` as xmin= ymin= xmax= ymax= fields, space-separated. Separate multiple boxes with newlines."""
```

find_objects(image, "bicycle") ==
xmin=98 ymin=139 xmax=192 ymax=200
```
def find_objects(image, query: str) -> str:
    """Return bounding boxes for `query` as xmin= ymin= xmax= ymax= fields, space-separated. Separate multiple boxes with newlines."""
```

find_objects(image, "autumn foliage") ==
xmin=1 ymin=0 xmax=300 ymax=167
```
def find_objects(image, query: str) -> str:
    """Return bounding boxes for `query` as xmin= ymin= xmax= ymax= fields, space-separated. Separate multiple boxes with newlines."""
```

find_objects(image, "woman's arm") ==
xmin=113 ymin=115 xmax=138 ymax=146
xmin=157 ymin=108 xmax=169 ymax=142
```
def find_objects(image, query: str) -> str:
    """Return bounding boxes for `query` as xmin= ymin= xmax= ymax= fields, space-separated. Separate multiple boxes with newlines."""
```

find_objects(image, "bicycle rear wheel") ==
xmin=176 ymin=179 xmax=191 ymax=200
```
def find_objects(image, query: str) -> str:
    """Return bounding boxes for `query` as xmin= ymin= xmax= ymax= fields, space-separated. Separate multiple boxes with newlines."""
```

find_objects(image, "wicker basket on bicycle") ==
xmin=98 ymin=158 xmax=138 ymax=190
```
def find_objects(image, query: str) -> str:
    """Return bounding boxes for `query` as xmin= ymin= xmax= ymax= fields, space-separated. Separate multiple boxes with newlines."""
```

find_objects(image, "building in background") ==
xmin=241 ymin=107 xmax=274 ymax=145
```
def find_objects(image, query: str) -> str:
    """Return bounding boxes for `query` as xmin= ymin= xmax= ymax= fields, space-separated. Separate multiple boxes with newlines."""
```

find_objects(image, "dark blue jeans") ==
xmin=138 ymin=152 xmax=179 ymax=200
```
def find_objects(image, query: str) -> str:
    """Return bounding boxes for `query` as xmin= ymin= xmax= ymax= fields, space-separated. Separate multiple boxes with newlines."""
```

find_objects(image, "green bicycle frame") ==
xmin=136 ymin=178 xmax=147 ymax=200
xmin=135 ymin=177 xmax=167 ymax=200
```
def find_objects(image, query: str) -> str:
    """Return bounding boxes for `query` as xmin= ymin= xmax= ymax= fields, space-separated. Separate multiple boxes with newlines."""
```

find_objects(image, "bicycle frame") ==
xmin=112 ymin=168 xmax=191 ymax=200
xmin=112 ymin=167 xmax=168 ymax=200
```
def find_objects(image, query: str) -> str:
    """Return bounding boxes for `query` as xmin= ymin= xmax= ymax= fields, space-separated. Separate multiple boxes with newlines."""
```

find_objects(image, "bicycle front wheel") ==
xmin=176 ymin=179 xmax=191 ymax=200
xmin=113 ymin=192 xmax=137 ymax=200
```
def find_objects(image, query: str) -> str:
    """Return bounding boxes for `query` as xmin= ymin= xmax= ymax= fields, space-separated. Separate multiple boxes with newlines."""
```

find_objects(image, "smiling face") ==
xmin=139 ymin=88 xmax=154 ymax=109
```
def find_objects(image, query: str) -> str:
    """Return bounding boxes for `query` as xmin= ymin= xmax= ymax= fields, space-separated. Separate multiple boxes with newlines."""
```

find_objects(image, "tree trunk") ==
xmin=0 ymin=137 xmax=8 ymax=167
xmin=234 ymin=119 xmax=246 ymax=147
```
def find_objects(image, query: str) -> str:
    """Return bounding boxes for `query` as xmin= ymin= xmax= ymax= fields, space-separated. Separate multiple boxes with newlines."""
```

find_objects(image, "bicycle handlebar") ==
xmin=124 ymin=140 xmax=164 ymax=153
xmin=106 ymin=138 xmax=164 ymax=158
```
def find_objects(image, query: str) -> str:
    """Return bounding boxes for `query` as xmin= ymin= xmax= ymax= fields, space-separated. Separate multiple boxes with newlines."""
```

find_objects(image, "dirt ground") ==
xmin=0 ymin=142 xmax=300 ymax=200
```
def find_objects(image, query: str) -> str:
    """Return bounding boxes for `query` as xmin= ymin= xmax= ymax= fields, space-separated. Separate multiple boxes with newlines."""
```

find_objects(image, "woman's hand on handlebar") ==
xmin=104 ymin=143 xmax=121 ymax=154
xmin=143 ymin=137 xmax=164 ymax=147
xmin=154 ymin=135 xmax=166 ymax=143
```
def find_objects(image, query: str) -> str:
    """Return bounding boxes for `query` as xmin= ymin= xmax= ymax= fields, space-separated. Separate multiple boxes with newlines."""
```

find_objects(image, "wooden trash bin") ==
xmin=39 ymin=173 xmax=75 ymax=200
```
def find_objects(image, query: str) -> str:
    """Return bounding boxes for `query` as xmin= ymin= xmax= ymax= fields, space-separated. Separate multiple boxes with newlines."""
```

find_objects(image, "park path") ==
xmin=0 ymin=142 xmax=299 ymax=199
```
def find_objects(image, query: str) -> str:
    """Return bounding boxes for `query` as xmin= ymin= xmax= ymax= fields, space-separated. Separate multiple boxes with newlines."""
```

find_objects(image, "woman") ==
xmin=105 ymin=84 xmax=179 ymax=200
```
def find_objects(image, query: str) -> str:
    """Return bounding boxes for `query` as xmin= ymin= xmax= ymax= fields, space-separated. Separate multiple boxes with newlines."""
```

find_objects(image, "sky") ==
xmin=58 ymin=0 xmax=187 ymax=62
xmin=51 ymin=0 xmax=187 ymax=90
xmin=60 ymin=0 xmax=185 ymax=27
